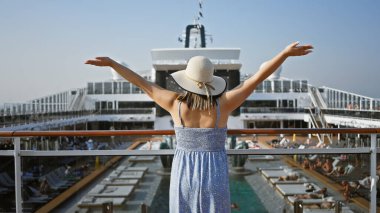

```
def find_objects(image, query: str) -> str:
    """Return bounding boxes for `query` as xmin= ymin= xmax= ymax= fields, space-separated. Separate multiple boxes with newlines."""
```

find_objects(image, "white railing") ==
xmin=1 ymin=128 xmax=379 ymax=213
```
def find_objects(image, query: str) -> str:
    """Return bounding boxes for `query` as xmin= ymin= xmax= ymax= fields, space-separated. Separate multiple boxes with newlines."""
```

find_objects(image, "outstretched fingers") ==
xmin=84 ymin=57 xmax=113 ymax=67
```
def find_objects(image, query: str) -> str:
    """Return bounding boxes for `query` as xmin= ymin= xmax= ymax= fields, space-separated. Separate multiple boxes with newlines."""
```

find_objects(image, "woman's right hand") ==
xmin=85 ymin=57 xmax=115 ymax=67
xmin=283 ymin=42 xmax=313 ymax=57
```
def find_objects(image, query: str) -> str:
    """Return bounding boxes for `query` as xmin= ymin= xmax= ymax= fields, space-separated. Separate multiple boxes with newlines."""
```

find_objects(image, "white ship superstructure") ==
xmin=1 ymin=24 xmax=380 ymax=133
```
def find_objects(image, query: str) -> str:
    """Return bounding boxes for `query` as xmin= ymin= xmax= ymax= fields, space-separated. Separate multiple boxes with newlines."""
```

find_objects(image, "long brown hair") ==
xmin=177 ymin=91 xmax=222 ymax=111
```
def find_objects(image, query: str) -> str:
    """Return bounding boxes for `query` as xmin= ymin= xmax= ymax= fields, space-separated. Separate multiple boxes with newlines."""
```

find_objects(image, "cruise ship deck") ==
xmin=1 ymin=9 xmax=380 ymax=213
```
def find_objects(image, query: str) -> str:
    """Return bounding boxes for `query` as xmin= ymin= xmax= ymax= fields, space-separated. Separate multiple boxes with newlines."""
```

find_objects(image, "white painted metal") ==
xmin=370 ymin=134 xmax=377 ymax=213
xmin=14 ymin=138 xmax=22 ymax=213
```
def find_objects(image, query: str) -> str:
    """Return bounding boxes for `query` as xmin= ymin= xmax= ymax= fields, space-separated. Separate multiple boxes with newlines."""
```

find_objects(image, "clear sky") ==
xmin=0 ymin=0 xmax=379 ymax=104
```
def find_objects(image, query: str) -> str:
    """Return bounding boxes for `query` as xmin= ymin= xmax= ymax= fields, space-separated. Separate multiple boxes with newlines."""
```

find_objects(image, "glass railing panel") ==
xmin=0 ymin=155 xmax=15 ymax=212
xmin=19 ymin=135 xmax=167 ymax=151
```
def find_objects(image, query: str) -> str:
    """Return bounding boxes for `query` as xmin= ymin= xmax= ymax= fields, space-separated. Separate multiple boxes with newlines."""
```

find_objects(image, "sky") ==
xmin=0 ymin=0 xmax=379 ymax=104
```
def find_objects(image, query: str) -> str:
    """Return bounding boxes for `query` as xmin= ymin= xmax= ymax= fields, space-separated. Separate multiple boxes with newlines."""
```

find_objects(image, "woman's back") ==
xmin=170 ymin=99 xmax=230 ymax=213
xmin=171 ymin=99 xmax=228 ymax=129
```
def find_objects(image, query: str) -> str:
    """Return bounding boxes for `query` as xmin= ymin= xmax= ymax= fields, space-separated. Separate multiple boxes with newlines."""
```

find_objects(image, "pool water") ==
xmin=150 ymin=176 xmax=268 ymax=212
xmin=229 ymin=176 xmax=268 ymax=213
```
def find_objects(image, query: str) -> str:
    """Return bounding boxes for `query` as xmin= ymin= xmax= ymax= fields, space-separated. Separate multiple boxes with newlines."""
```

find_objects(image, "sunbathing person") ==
xmin=295 ymin=187 xmax=328 ymax=199
xmin=326 ymin=165 xmax=345 ymax=177
xmin=357 ymin=173 xmax=379 ymax=189
xmin=311 ymin=157 xmax=323 ymax=170
xmin=39 ymin=178 xmax=51 ymax=195
xmin=278 ymin=173 xmax=299 ymax=181
xmin=322 ymin=158 xmax=333 ymax=173
xmin=302 ymin=158 xmax=311 ymax=169
xmin=341 ymin=180 xmax=356 ymax=201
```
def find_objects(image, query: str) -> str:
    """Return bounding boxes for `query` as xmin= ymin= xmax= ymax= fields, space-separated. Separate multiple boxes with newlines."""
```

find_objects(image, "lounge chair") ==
xmin=128 ymin=156 xmax=155 ymax=162
xmin=126 ymin=166 xmax=149 ymax=173
xmin=259 ymin=168 xmax=294 ymax=180
xmin=101 ymin=178 xmax=139 ymax=186
xmin=276 ymin=183 xmax=321 ymax=197
xmin=88 ymin=185 xmax=134 ymax=198
xmin=287 ymin=195 xmax=335 ymax=206
xmin=77 ymin=196 xmax=126 ymax=208
xmin=303 ymin=207 xmax=354 ymax=213
xmin=248 ymin=155 xmax=275 ymax=161
xmin=110 ymin=171 xmax=145 ymax=179
xmin=269 ymin=176 xmax=308 ymax=186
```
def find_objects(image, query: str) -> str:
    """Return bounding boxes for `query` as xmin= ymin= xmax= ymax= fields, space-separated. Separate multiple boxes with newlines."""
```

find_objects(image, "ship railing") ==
xmin=323 ymin=109 xmax=380 ymax=120
xmin=0 ymin=108 xmax=156 ymax=128
xmin=0 ymin=110 xmax=96 ymax=128
xmin=241 ymin=107 xmax=310 ymax=114
xmin=96 ymin=108 xmax=155 ymax=115
xmin=0 ymin=128 xmax=380 ymax=213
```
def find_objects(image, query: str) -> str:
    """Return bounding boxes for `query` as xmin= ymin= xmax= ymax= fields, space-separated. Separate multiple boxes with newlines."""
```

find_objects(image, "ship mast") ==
xmin=178 ymin=0 xmax=213 ymax=48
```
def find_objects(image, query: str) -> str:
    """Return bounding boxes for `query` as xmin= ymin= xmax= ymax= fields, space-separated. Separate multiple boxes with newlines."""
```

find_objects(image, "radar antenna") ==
xmin=177 ymin=0 xmax=213 ymax=48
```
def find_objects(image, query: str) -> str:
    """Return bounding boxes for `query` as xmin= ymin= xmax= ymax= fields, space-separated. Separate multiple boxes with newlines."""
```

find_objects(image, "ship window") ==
xmin=255 ymin=83 xmax=263 ymax=93
xmin=242 ymin=100 xmax=276 ymax=108
xmin=282 ymin=100 xmax=288 ymax=107
xmin=301 ymin=80 xmax=308 ymax=92
xmin=264 ymin=81 xmax=272 ymax=93
xmin=122 ymin=82 xmax=131 ymax=94
xmin=132 ymin=85 xmax=142 ymax=94
xmin=113 ymin=82 xmax=120 ymax=94
xmin=95 ymin=83 xmax=103 ymax=94
xmin=292 ymin=80 xmax=301 ymax=92
xmin=283 ymin=81 xmax=290 ymax=92
xmin=104 ymin=82 xmax=112 ymax=94
xmin=87 ymin=82 xmax=94 ymax=94
xmin=118 ymin=101 xmax=154 ymax=108
xmin=289 ymin=100 xmax=294 ymax=108
xmin=101 ymin=101 xmax=107 ymax=110
xmin=274 ymin=80 xmax=282 ymax=92
xmin=107 ymin=102 xmax=113 ymax=109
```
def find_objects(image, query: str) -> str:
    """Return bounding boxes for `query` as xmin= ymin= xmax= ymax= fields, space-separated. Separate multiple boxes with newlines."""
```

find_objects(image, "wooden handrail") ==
xmin=0 ymin=128 xmax=379 ymax=137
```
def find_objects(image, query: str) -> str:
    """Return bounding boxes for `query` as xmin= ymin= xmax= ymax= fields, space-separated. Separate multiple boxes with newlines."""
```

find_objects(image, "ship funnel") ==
xmin=260 ymin=62 xmax=282 ymax=79
xmin=185 ymin=24 xmax=206 ymax=48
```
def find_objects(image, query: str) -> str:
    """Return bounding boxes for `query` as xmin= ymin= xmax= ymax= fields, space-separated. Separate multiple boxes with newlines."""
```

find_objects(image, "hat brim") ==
xmin=171 ymin=70 xmax=227 ymax=96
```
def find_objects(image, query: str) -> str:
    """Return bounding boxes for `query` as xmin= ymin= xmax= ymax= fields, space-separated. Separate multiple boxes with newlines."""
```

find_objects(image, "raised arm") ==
xmin=85 ymin=57 xmax=178 ymax=112
xmin=223 ymin=42 xmax=313 ymax=112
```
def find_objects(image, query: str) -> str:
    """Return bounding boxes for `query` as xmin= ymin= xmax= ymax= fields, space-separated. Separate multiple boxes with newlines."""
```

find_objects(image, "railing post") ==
xmin=293 ymin=200 xmax=303 ymax=213
xmin=14 ymin=137 xmax=22 ymax=213
xmin=334 ymin=201 xmax=342 ymax=213
xmin=102 ymin=202 xmax=113 ymax=213
xmin=140 ymin=203 xmax=148 ymax=213
xmin=370 ymin=133 xmax=377 ymax=213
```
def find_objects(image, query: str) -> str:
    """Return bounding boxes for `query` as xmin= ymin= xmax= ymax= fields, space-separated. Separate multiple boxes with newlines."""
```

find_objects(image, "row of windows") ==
xmin=87 ymin=82 xmax=143 ymax=95
xmin=254 ymin=80 xmax=308 ymax=93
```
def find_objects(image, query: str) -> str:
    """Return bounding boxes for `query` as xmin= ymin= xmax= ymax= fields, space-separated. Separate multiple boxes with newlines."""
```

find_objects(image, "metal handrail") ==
xmin=1 ymin=128 xmax=380 ymax=137
xmin=1 ymin=128 xmax=379 ymax=213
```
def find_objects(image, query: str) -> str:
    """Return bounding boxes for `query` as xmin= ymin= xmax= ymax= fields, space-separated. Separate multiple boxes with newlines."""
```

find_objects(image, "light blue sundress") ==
xmin=169 ymin=100 xmax=231 ymax=213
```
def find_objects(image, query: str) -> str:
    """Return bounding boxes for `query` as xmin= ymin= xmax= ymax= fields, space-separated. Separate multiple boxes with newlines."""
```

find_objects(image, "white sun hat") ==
xmin=170 ymin=56 xmax=227 ymax=96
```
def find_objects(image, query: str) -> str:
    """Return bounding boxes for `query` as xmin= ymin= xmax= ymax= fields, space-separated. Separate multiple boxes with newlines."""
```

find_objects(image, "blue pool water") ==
xmin=229 ymin=176 xmax=268 ymax=213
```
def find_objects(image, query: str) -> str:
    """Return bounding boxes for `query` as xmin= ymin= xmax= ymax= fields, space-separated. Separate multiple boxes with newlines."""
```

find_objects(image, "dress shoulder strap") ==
xmin=215 ymin=99 xmax=220 ymax=128
xmin=178 ymin=101 xmax=184 ymax=127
